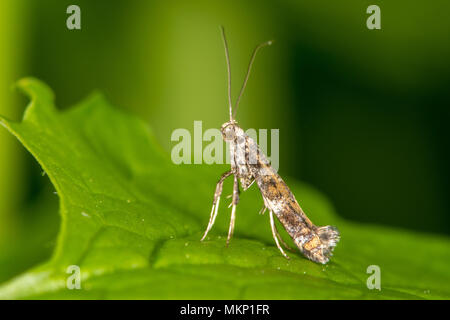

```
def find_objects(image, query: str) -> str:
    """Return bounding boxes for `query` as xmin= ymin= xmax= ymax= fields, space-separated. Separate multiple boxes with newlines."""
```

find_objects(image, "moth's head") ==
xmin=221 ymin=120 xmax=239 ymax=141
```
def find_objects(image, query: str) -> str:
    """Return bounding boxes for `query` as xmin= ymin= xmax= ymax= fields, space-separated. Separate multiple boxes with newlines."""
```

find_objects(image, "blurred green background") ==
xmin=0 ymin=0 xmax=449 ymax=282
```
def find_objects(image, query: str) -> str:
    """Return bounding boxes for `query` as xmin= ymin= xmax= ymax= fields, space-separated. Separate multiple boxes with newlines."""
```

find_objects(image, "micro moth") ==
xmin=201 ymin=27 xmax=340 ymax=264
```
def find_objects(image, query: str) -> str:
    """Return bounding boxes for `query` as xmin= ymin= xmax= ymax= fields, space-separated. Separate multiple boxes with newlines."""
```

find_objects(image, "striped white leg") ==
xmin=270 ymin=211 xmax=290 ymax=259
xmin=259 ymin=197 xmax=270 ymax=215
xmin=273 ymin=219 xmax=295 ymax=252
xmin=201 ymin=170 xmax=233 ymax=241
xmin=200 ymin=196 xmax=221 ymax=241
xmin=226 ymin=175 xmax=240 ymax=246
xmin=259 ymin=204 xmax=267 ymax=215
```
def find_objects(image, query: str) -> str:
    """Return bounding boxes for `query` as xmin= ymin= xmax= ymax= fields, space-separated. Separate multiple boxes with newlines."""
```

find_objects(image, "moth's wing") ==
xmin=256 ymin=170 xmax=340 ymax=264
xmin=255 ymin=169 xmax=311 ymax=224
xmin=243 ymin=132 xmax=271 ymax=168
xmin=233 ymin=131 xmax=260 ymax=190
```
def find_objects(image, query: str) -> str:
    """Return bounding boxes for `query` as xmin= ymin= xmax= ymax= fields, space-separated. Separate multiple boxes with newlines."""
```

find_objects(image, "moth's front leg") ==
xmin=226 ymin=174 xmax=240 ymax=246
xmin=201 ymin=170 xmax=233 ymax=241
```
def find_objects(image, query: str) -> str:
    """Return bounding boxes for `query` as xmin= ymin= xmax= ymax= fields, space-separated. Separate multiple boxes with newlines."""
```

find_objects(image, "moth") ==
xmin=201 ymin=27 xmax=340 ymax=264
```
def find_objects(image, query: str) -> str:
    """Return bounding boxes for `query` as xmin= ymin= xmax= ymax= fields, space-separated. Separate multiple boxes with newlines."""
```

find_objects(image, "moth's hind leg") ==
xmin=226 ymin=175 xmax=240 ymax=246
xmin=259 ymin=204 xmax=267 ymax=215
xmin=270 ymin=211 xmax=290 ymax=259
xmin=276 ymin=232 xmax=295 ymax=252
xmin=272 ymin=214 xmax=295 ymax=252
xmin=201 ymin=170 xmax=233 ymax=241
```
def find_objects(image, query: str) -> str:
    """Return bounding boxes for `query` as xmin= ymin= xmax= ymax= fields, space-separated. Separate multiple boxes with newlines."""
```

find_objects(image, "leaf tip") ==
xmin=15 ymin=77 xmax=55 ymax=106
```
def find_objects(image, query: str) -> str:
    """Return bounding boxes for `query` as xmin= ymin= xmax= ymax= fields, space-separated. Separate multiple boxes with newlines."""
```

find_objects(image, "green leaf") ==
xmin=0 ymin=78 xmax=449 ymax=299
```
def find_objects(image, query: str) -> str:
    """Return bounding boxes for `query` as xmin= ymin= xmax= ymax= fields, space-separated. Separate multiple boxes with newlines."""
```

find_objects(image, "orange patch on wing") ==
xmin=303 ymin=235 xmax=321 ymax=251
xmin=267 ymin=184 xmax=278 ymax=196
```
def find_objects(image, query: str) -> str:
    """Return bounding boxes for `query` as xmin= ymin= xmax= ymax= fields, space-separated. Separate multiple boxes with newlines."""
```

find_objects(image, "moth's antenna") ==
xmin=233 ymin=39 xmax=273 ymax=118
xmin=220 ymin=26 xmax=233 ymax=121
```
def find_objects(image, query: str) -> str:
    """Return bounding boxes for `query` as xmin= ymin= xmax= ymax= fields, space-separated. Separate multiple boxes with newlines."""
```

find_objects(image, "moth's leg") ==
xmin=273 ymin=220 xmax=295 ymax=252
xmin=226 ymin=174 xmax=240 ymax=246
xmin=201 ymin=170 xmax=233 ymax=241
xmin=261 ymin=198 xmax=293 ymax=249
xmin=276 ymin=232 xmax=295 ymax=252
xmin=259 ymin=196 xmax=270 ymax=215
xmin=259 ymin=204 xmax=267 ymax=215
xmin=240 ymin=175 xmax=255 ymax=191
xmin=227 ymin=176 xmax=253 ymax=204
xmin=270 ymin=211 xmax=290 ymax=259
